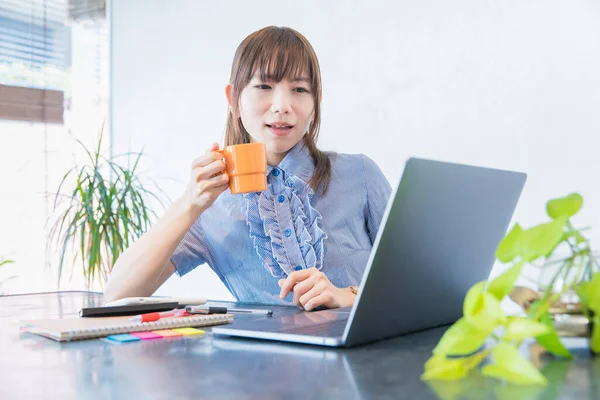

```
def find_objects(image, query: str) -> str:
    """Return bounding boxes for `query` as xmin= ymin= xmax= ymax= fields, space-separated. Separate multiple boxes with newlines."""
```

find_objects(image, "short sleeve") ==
xmin=169 ymin=220 xmax=209 ymax=276
xmin=361 ymin=154 xmax=392 ymax=244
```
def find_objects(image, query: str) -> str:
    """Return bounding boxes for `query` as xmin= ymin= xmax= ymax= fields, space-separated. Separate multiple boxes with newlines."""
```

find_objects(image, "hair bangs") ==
xmin=253 ymin=31 xmax=314 ymax=86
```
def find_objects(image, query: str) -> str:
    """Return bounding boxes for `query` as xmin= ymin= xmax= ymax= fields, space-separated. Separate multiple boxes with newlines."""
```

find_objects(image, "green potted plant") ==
xmin=421 ymin=193 xmax=600 ymax=386
xmin=48 ymin=130 xmax=168 ymax=289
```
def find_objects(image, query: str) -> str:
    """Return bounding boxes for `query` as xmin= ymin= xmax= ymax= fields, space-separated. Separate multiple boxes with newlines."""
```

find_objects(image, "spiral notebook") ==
xmin=20 ymin=314 xmax=234 ymax=342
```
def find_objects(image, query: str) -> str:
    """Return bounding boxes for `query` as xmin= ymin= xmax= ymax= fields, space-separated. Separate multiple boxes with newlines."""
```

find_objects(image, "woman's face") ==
xmin=228 ymin=73 xmax=315 ymax=166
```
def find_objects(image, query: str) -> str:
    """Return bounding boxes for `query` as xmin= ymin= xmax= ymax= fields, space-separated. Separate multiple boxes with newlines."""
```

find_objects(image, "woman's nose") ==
xmin=270 ymin=86 xmax=292 ymax=114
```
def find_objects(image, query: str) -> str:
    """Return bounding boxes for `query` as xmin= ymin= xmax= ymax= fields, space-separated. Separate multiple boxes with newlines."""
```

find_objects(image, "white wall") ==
xmin=111 ymin=0 xmax=600 ymax=300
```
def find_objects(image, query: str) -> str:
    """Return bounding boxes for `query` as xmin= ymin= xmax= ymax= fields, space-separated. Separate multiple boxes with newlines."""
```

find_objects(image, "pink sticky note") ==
xmin=131 ymin=331 xmax=162 ymax=340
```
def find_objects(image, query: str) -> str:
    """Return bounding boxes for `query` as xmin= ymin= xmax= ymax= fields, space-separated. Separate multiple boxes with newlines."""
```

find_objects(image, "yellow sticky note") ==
xmin=172 ymin=327 xmax=205 ymax=336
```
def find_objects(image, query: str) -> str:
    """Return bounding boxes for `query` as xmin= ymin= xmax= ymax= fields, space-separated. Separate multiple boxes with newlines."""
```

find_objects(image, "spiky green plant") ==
xmin=48 ymin=130 xmax=168 ymax=289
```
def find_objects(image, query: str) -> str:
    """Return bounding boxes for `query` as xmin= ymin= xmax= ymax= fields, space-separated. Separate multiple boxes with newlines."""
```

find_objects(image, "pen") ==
xmin=129 ymin=308 xmax=188 ymax=322
xmin=186 ymin=305 xmax=273 ymax=317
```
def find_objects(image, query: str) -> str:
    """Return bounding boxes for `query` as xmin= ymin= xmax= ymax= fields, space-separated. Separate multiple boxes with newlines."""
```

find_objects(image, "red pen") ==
xmin=129 ymin=308 xmax=187 ymax=322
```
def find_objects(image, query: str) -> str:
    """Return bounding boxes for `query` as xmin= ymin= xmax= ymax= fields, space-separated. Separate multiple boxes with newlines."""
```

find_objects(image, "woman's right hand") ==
xmin=185 ymin=142 xmax=229 ymax=214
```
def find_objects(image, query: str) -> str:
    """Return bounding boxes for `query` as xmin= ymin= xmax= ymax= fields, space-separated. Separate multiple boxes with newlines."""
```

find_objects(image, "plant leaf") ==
xmin=422 ymin=351 xmax=489 ymax=382
xmin=585 ymin=271 xmax=600 ymax=313
xmin=562 ymin=230 xmax=586 ymax=244
xmin=482 ymin=365 xmax=544 ymax=387
xmin=592 ymin=316 xmax=600 ymax=354
xmin=546 ymin=193 xmax=583 ymax=220
xmin=53 ymin=166 xmax=75 ymax=208
xmin=576 ymin=282 xmax=590 ymax=308
xmin=518 ymin=217 xmax=567 ymax=262
xmin=425 ymin=354 xmax=446 ymax=370
xmin=0 ymin=259 xmax=15 ymax=267
xmin=496 ymin=224 xmax=524 ymax=263
xmin=487 ymin=261 xmax=524 ymax=301
xmin=534 ymin=312 xmax=572 ymax=358
xmin=433 ymin=318 xmax=490 ymax=356
xmin=464 ymin=281 xmax=506 ymax=332
xmin=504 ymin=317 xmax=551 ymax=341
xmin=482 ymin=343 xmax=548 ymax=386
xmin=422 ymin=357 xmax=469 ymax=381
xmin=464 ymin=281 xmax=487 ymax=315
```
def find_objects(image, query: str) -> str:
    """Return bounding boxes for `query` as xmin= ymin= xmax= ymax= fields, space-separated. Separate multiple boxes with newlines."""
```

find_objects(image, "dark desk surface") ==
xmin=1 ymin=292 xmax=598 ymax=400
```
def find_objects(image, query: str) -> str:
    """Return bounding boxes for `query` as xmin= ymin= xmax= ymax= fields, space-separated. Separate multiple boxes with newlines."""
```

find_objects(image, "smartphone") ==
xmin=79 ymin=302 xmax=180 ymax=318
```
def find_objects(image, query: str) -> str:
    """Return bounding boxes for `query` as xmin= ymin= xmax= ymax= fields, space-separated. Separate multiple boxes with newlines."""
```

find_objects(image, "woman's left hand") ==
xmin=278 ymin=268 xmax=356 ymax=311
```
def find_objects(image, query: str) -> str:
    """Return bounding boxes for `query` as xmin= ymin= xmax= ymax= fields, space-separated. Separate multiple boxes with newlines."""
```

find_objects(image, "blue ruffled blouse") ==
xmin=170 ymin=142 xmax=392 ymax=305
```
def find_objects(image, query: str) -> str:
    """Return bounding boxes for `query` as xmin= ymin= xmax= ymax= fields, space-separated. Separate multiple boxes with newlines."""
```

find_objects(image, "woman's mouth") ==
xmin=266 ymin=123 xmax=293 ymax=136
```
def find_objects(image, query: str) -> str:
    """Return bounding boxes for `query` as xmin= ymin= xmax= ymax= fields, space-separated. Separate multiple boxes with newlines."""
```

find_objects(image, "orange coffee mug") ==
xmin=216 ymin=143 xmax=268 ymax=194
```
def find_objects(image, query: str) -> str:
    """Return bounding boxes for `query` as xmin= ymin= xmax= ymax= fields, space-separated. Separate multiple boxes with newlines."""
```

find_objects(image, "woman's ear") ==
xmin=225 ymin=84 xmax=237 ymax=117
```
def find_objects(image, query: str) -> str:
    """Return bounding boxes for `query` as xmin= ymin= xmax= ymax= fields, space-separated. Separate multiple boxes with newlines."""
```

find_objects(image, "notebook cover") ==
xmin=20 ymin=314 xmax=233 ymax=342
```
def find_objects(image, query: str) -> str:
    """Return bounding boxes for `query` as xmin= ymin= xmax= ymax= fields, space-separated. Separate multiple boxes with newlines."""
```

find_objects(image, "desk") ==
xmin=0 ymin=292 xmax=598 ymax=399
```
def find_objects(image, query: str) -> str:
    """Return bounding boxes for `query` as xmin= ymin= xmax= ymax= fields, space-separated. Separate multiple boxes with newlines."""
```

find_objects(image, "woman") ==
xmin=104 ymin=26 xmax=391 ymax=310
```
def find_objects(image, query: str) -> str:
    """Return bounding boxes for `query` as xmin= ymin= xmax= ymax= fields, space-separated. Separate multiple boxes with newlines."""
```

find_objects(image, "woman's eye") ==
xmin=295 ymin=87 xmax=309 ymax=93
xmin=255 ymin=84 xmax=271 ymax=90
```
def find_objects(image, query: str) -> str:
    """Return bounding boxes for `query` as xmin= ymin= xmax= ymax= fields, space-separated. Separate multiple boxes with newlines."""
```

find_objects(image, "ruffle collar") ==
xmin=243 ymin=142 xmax=327 ymax=277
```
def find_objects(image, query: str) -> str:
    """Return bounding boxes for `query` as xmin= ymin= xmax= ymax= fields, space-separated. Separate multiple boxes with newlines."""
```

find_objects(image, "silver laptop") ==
xmin=212 ymin=157 xmax=527 ymax=347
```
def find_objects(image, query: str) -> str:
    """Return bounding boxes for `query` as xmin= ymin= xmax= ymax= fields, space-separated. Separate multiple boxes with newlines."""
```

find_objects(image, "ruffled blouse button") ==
xmin=278 ymin=195 xmax=285 ymax=203
xmin=273 ymin=168 xmax=280 ymax=177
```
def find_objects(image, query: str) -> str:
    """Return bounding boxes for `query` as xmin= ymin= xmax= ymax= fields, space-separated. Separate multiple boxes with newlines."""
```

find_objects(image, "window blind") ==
xmin=0 ymin=0 xmax=70 ymax=123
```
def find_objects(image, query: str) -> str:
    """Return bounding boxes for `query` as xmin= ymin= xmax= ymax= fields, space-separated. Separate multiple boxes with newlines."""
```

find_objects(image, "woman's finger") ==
xmin=192 ymin=148 xmax=222 ymax=169
xmin=279 ymin=269 xmax=313 ymax=299
xmin=291 ymin=275 xmax=320 ymax=307
xmin=194 ymin=160 xmax=226 ymax=182
xmin=201 ymin=172 xmax=229 ymax=190
xmin=298 ymin=281 xmax=327 ymax=309
xmin=304 ymin=290 xmax=334 ymax=311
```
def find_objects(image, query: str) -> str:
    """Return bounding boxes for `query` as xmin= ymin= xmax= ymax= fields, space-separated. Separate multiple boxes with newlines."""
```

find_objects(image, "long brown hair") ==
xmin=224 ymin=26 xmax=332 ymax=196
